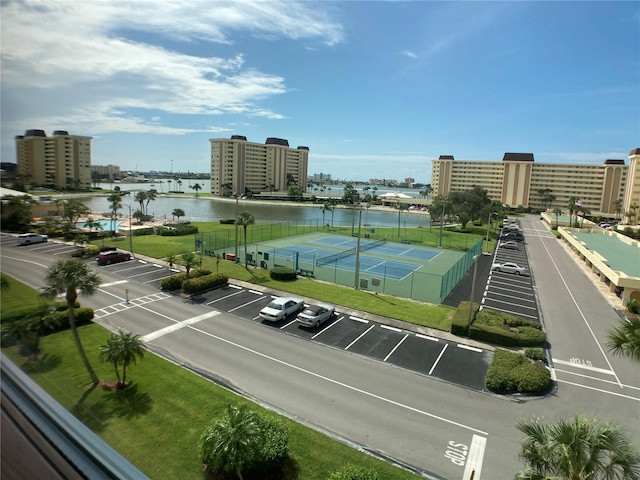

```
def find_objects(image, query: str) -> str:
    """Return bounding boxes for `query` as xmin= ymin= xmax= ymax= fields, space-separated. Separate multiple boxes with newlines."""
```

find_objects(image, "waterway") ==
xmin=82 ymin=183 xmax=432 ymax=229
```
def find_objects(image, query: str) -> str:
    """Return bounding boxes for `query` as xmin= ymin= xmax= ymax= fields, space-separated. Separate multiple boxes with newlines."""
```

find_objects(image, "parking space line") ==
xmin=383 ymin=334 xmax=409 ymax=361
xmin=248 ymin=289 xmax=263 ymax=295
xmin=486 ymin=291 xmax=536 ymax=305
xmin=311 ymin=316 xmax=343 ymax=339
xmin=229 ymin=296 xmax=265 ymax=312
xmin=428 ymin=344 xmax=448 ymax=375
xmin=99 ymin=280 xmax=129 ymax=287
xmin=380 ymin=325 xmax=402 ymax=333
xmin=126 ymin=270 xmax=164 ymax=279
xmin=415 ymin=333 xmax=439 ymax=342
xmin=488 ymin=285 xmax=534 ymax=297
xmin=350 ymin=316 xmax=369 ymax=324
xmin=485 ymin=297 xmax=537 ymax=311
xmin=457 ymin=344 xmax=482 ymax=353
xmin=228 ymin=284 xmax=242 ymax=290
xmin=482 ymin=305 xmax=539 ymax=319
xmin=205 ymin=290 xmax=246 ymax=305
xmin=345 ymin=324 xmax=375 ymax=350
xmin=281 ymin=319 xmax=298 ymax=330
xmin=462 ymin=434 xmax=487 ymax=480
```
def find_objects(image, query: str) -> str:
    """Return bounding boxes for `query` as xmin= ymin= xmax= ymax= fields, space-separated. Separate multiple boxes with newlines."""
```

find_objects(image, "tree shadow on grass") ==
xmin=109 ymin=383 xmax=153 ymax=420
xmin=19 ymin=353 xmax=62 ymax=374
xmin=202 ymin=455 xmax=300 ymax=480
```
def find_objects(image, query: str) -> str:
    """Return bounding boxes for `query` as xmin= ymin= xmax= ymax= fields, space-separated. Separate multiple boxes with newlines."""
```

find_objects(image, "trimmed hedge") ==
xmin=468 ymin=308 xmax=546 ymax=347
xmin=157 ymin=225 xmax=199 ymax=236
xmin=485 ymin=349 xmax=551 ymax=394
xmin=53 ymin=307 xmax=95 ymax=331
xmin=219 ymin=218 xmax=236 ymax=225
xmin=182 ymin=273 xmax=228 ymax=294
xmin=329 ymin=464 xmax=380 ymax=480
xmin=132 ymin=227 xmax=155 ymax=236
xmin=525 ymin=348 xmax=547 ymax=363
xmin=160 ymin=269 xmax=212 ymax=291
xmin=450 ymin=301 xmax=478 ymax=336
xmin=269 ymin=267 xmax=297 ymax=281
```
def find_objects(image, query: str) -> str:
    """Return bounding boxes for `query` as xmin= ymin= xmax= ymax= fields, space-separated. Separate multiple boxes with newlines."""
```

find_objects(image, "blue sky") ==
xmin=2 ymin=1 xmax=638 ymax=184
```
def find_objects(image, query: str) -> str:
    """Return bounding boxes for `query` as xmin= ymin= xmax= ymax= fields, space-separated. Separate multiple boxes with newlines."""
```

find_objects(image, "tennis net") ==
xmin=315 ymin=237 xmax=386 ymax=266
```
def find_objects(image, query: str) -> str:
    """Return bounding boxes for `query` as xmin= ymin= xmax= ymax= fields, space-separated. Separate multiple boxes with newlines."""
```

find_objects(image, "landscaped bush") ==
xmin=54 ymin=307 xmax=95 ymax=331
xmin=329 ymin=464 xmax=380 ymax=480
xmin=450 ymin=301 xmax=477 ymax=336
xmin=628 ymin=299 xmax=640 ymax=314
xmin=160 ymin=269 xmax=212 ymax=291
xmin=53 ymin=300 xmax=80 ymax=311
xmin=525 ymin=348 xmax=547 ymax=363
xmin=181 ymin=273 xmax=228 ymax=294
xmin=72 ymin=245 xmax=100 ymax=257
xmin=486 ymin=349 xmax=551 ymax=394
xmin=270 ymin=267 xmax=298 ymax=281
xmin=132 ymin=227 xmax=155 ymax=236
xmin=469 ymin=323 xmax=519 ymax=346
xmin=469 ymin=309 xmax=546 ymax=347
xmin=219 ymin=218 xmax=235 ymax=224
xmin=157 ymin=225 xmax=198 ymax=236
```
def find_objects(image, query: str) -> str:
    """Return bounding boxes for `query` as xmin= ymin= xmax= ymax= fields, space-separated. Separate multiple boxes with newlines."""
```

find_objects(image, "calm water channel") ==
xmin=81 ymin=182 xmax=431 ymax=229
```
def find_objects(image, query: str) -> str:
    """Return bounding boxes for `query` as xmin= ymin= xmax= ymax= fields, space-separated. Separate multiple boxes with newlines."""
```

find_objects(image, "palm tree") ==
xmin=167 ymin=179 xmax=172 ymax=192
xmin=236 ymin=211 xmax=255 ymax=267
xmin=172 ymin=208 xmax=185 ymax=221
xmin=577 ymin=205 xmax=591 ymax=228
xmin=43 ymin=259 xmax=101 ymax=385
xmin=329 ymin=198 xmax=338 ymax=226
xmin=199 ymin=404 xmax=260 ymax=480
xmin=629 ymin=203 xmax=639 ymax=225
xmin=190 ymin=183 xmax=202 ymax=197
xmin=567 ymin=197 xmax=580 ymax=227
xmin=83 ymin=217 xmax=100 ymax=233
xmin=3 ymin=302 xmax=59 ymax=361
xmin=107 ymin=192 xmax=123 ymax=233
xmin=178 ymin=252 xmax=201 ymax=278
xmin=613 ymin=199 xmax=623 ymax=221
xmin=515 ymin=415 xmax=640 ymax=480
xmin=606 ymin=316 xmax=640 ymax=362
xmin=553 ymin=208 xmax=563 ymax=229
xmin=396 ymin=202 xmax=408 ymax=237
xmin=372 ymin=186 xmax=378 ymax=201
xmin=134 ymin=190 xmax=148 ymax=215
xmin=99 ymin=329 xmax=145 ymax=389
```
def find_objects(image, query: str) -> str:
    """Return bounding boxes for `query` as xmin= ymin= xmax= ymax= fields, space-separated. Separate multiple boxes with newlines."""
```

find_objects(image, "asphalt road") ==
xmin=2 ymin=224 xmax=639 ymax=479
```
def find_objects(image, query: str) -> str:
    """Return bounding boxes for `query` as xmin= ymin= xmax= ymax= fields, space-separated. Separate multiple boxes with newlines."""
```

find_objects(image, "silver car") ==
xmin=259 ymin=297 xmax=304 ymax=322
xmin=498 ymin=241 xmax=519 ymax=250
xmin=491 ymin=262 xmax=528 ymax=275
xmin=297 ymin=304 xmax=335 ymax=328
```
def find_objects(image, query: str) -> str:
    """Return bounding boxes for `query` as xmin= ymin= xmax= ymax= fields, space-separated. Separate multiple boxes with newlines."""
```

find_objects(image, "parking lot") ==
xmin=481 ymin=227 xmax=540 ymax=321
xmin=5 ymin=235 xmax=493 ymax=392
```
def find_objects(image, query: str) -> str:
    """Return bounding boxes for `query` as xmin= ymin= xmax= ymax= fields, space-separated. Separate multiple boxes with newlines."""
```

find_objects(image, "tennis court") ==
xmin=226 ymin=232 xmax=483 ymax=304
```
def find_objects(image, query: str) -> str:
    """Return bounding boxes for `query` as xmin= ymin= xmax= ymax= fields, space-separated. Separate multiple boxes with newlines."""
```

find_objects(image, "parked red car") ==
xmin=96 ymin=250 xmax=133 ymax=266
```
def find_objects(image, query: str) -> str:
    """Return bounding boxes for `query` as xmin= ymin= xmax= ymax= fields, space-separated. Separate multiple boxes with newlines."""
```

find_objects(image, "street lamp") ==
xmin=353 ymin=204 xmax=365 ymax=289
xmin=125 ymin=204 xmax=134 ymax=257
xmin=485 ymin=212 xmax=499 ymax=253
xmin=467 ymin=254 xmax=480 ymax=333
xmin=233 ymin=193 xmax=240 ymax=261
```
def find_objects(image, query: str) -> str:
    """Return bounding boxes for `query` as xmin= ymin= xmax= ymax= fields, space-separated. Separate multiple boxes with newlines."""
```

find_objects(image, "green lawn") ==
xmin=1 ymin=284 xmax=422 ymax=479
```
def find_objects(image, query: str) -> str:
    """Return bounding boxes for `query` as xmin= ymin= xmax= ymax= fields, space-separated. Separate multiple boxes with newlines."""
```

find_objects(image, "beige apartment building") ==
xmin=91 ymin=164 xmax=122 ymax=181
xmin=15 ymin=129 xmax=92 ymax=190
xmin=432 ymin=149 xmax=640 ymax=220
xmin=210 ymin=136 xmax=308 ymax=196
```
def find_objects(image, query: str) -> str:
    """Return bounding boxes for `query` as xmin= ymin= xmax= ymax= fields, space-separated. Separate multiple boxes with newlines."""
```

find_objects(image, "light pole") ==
xmin=485 ymin=212 xmax=498 ymax=253
xmin=125 ymin=204 xmax=134 ymax=257
xmin=353 ymin=205 xmax=364 ymax=289
xmin=233 ymin=193 xmax=240 ymax=261
xmin=467 ymin=255 xmax=480 ymax=333
xmin=439 ymin=202 xmax=446 ymax=247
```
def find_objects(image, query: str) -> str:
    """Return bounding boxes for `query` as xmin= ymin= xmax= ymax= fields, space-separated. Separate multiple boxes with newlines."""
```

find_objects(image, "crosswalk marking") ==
xmin=93 ymin=292 xmax=171 ymax=319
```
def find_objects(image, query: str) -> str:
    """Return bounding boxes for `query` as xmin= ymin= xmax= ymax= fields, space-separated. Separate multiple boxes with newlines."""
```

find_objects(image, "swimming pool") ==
xmin=77 ymin=219 xmax=124 ymax=232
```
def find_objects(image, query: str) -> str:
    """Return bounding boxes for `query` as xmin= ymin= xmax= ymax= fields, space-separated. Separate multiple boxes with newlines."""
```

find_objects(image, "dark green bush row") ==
xmin=269 ymin=267 xmax=298 ymax=281
xmin=525 ymin=348 xmax=547 ymax=362
xmin=157 ymin=225 xmax=199 ymax=236
xmin=132 ymin=227 xmax=155 ymax=236
xmin=486 ymin=349 xmax=551 ymax=394
xmin=219 ymin=218 xmax=236 ymax=224
xmin=475 ymin=309 xmax=541 ymax=329
xmin=450 ymin=301 xmax=477 ymax=336
xmin=329 ymin=464 xmax=380 ymax=480
xmin=53 ymin=307 xmax=95 ymax=331
xmin=628 ymin=299 xmax=639 ymax=314
xmin=182 ymin=273 xmax=228 ymax=294
xmin=470 ymin=323 xmax=545 ymax=347
xmin=160 ymin=269 xmax=212 ymax=291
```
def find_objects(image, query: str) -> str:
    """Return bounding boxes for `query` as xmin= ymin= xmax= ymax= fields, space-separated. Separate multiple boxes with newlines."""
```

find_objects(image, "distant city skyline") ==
xmin=2 ymin=1 xmax=638 ymax=183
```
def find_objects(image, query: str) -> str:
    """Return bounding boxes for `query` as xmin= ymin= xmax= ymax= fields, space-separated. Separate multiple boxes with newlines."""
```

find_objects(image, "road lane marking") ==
xmin=462 ymin=434 xmax=486 ymax=480
xmin=345 ymin=324 xmax=375 ymax=350
xmin=552 ymin=358 xmax=614 ymax=375
xmin=141 ymin=311 xmax=221 ymax=342
xmin=557 ymin=379 xmax=640 ymax=402
xmin=185 ymin=323 xmax=489 ymax=435
xmin=428 ymin=344 xmax=448 ymax=375
xmin=383 ymin=334 xmax=408 ymax=362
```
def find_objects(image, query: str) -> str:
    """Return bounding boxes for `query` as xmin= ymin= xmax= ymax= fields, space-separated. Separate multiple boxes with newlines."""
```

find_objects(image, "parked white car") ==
xmin=491 ymin=262 xmax=528 ymax=275
xmin=259 ymin=297 xmax=305 ymax=322
xmin=498 ymin=241 xmax=519 ymax=250
xmin=18 ymin=233 xmax=48 ymax=245
xmin=297 ymin=304 xmax=335 ymax=328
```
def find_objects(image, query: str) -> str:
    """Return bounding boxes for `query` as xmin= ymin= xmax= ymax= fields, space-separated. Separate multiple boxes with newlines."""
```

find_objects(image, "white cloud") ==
xmin=0 ymin=0 xmax=343 ymax=142
xmin=401 ymin=50 xmax=418 ymax=59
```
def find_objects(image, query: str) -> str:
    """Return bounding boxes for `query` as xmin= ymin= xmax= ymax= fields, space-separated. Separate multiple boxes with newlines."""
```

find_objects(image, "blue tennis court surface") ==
xmin=271 ymin=235 xmax=437 ymax=280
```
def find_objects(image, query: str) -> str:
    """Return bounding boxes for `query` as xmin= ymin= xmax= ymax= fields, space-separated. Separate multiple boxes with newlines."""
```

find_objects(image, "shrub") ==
xmin=182 ymin=273 xmax=228 ymax=294
xmin=628 ymin=299 xmax=640 ymax=315
xmin=329 ymin=464 xmax=380 ymax=480
xmin=72 ymin=245 xmax=100 ymax=257
xmin=525 ymin=348 xmax=547 ymax=363
xmin=486 ymin=349 xmax=551 ymax=394
xmin=450 ymin=301 xmax=477 ymax=336
xmin=269 ymin=267 xmax=298 ymax=281
xmin=157 ymin=225 xmax=198 ymax=236
xmin=53 ymin=300 xmax=80 ymax=311
xmin=54 ymin=307 xmax=95 ymax=331
xmin=219 ymin=218 xmax=236 ymax=224
xmin=470 ymin=323 xmax=519 ymax=346
xmin=517 ymin=326 xmax=546 ymax=347
xmin=470 ymin=309 xmax=545 ymax=347
xmin=160 ymin=269 xmax=212 ymax=291
xmin=132 ymin=227 xmax=155 ymax=236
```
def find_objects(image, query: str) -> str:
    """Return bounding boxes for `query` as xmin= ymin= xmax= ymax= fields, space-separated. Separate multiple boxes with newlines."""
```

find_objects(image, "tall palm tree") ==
xmin=567 ymin=197 xmax=579 ymax=227
xmin=629 ymin=203 xmax=639 ymax=225
xmin=613 ymin=199 xmax=623 ymax=221
xmin=190 ymin=183 xmax=202 ymax=197
xmin=199 ymin=404 xmax=260 ymax=480
xmin=396 ymin=202 xmax=408 ymax=237
xmin=43 ymin=259 xmax=101 ymax=385
xmin=134 ymin=190 xmax=148 ymax=215
xmin=236 ymin=211 xmax=255 ymax=267
xmin=606 ymin=316 xmax=640 ymax=362
xmin=553 ymin=208 xmax=563 ymax=229
xmin=107 ymin=192 xmax=123 ymax=233
xmin=516 ymin=415 xmax=640 ymax=480
xmin=329 ymin=198 xmax=338 ymax=226
xmin=99 ymin=329 xmax=145 ymax=388
xmin=3 ymin=302 xmax=59 ymax=361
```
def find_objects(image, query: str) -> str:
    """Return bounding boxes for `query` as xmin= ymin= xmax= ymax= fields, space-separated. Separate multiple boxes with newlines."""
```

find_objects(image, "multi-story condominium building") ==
xmin=15 ymin=129 xmax=92 ymax=190
xmin=91 ymin=164 xmax=122 ymax=180
xmin=310 ymin=173 xmax=332 ymax=182
xmin=209 ymin=136 xmax=308 ymax=196
xmin=431 ymin=150 xmax=640 ymax=219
